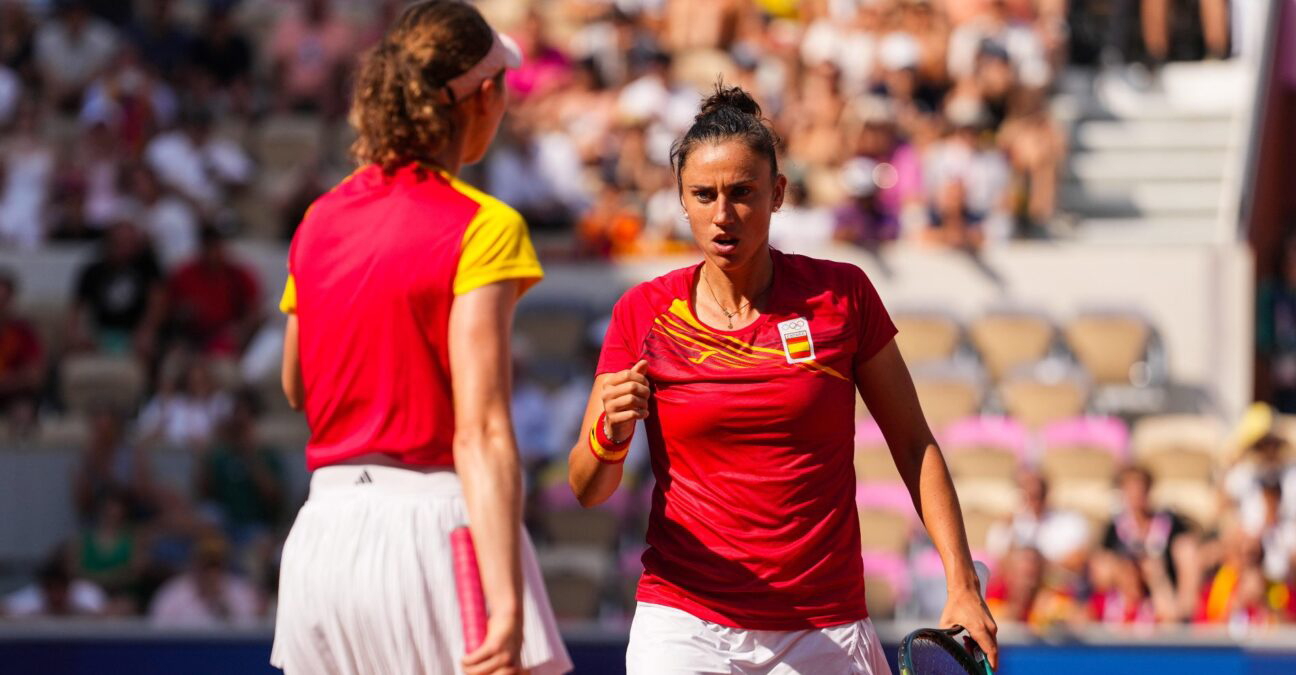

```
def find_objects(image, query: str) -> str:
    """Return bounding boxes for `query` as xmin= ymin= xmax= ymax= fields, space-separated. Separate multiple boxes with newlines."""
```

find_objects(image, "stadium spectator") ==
xmin=267 ymin=0 xmax=354 ymax=116
xmin=68 ymin=488 xmax=143 ymax=609
xmin=138 ymin=356 xmax=231 ymax=450
xmin=165 ymin=227 xmax=262 ymax=356
xmin=147 ymin=533 xmax=263 ymax=627
xmin=187 ymin=5 xmax=254 ymax=114
xmin=0 ymin=2 xmax=37 ymax=83
xmin=1195 ymin=525 xmax=1283 ymax=626
xmin=1101 ymin=464 xmax=1203 ymax=619
xmin=1224 ymin=403 xmax=1296 ymax=528
xmin=57 ymin=121 xmax=125 ymax=236
xmin=0 ymin=269 xmax=44 ymax=435
xmin=71 ymin=408 xmax=161 ymax=522
xmin=195 ymin=388 xmax=285 ymax=546
xmin=78 ymin=45 xmax=178 ymax=154
xmin=986 ymin=470 xmax=1093 ymax=571
xmin=998 ymin=87 xmax=1065 ymax=234
xmin=2 ymin=552 xmax=108 ymax=618
xmin=1087 ymin=549 xmax=1181 ymax=624
xmin=984 ymin=546 xmax=1078 ymax=630
xmin=68 ymin=220 xmax=166 ymax=358
xmin=0 ymin=98 xmax=56 ymax=250
xmin=121 ymin=163 xmax=199 ymax=270
xmin=143 ymin=107 xmax=254 ymax=215
xmin=947 ymin=0 xmax=1050 ymax=89
xmin=33 ymin=0 xmax=119 ymax=112
xmin=124 ymin=0 xmax=190 ymax=83
xmin=923 ymin=96 xmax=1012 ymax=248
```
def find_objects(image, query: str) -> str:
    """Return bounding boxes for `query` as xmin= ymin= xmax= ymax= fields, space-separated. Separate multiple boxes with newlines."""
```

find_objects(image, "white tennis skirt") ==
xmin=271 ymin=464 xmax=573 ymax=675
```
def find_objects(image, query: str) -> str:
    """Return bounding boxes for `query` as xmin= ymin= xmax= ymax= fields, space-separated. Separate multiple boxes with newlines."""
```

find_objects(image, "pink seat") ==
xmin=856 ymin=482 xmax=918 ymax=522
xmin=1040 ymin=416 xmax=1129 ymax=459
xmin=940 ymin=416 xmax=1031 ymax=460
xmin=861 ymin=551 xmax=911 ymax=600
xmin=539 ymin=482 xmax=633 ymax=519
xmin=855 ymin=418 xmax=888 ymax=447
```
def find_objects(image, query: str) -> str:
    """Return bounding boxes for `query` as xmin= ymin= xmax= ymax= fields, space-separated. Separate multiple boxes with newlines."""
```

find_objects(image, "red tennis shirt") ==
xmin=598 ymin=249 xmax=897 ymax=629
xmin=280 ymin=164 xmax=543 ymax=470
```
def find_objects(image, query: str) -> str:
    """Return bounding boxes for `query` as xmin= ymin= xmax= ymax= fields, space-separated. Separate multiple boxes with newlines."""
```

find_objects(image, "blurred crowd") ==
xmin=0 ymin=0 xmax=1247 ymax=631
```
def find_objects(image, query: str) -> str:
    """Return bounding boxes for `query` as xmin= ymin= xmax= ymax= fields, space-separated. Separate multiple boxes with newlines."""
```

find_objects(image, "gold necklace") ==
xmin=702 ymin=267 xmax=769 ymax=330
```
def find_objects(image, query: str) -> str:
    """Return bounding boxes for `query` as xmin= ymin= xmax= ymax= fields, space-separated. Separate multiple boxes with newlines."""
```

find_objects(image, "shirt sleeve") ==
xmin=279 ymin=274 xmax=296 ymax=314
xmin=595 ymin=290 xmax=643 ymax=376
xmin=852 ymin=266 xmax=897 ymax=367
xmin=453 ymin=200 xmax=544 ymax=296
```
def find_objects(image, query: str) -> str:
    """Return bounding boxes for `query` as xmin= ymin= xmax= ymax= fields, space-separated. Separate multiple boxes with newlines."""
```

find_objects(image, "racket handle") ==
xmin=451 ymin=527 xmax=489 ymax=653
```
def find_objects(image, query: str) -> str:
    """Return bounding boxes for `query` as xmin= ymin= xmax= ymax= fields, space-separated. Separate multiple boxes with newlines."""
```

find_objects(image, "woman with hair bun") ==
xmin=273 ymin=2 xmax=570 ymax=673
xmin=568 ymin=84 xmax=997 ymax=673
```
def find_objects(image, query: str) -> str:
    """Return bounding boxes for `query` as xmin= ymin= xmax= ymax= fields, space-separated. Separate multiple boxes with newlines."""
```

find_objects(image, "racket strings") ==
xmin=908 ymin=634 xmax=981 ymax=675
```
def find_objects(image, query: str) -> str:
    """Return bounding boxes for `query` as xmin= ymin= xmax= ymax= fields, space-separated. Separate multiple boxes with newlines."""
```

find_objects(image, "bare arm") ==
xmin=450 ymin=280 xmax=524 ymax=675
xmin=856 ymin=340 xmax=998 ymax=668
xmin=281 ymin=315 xmax=304 ymax=410
xmin=567 ymin=360 xmax=649 ymax=507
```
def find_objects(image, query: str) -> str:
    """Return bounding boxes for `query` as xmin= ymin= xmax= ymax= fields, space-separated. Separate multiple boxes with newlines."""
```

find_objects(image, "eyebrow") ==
xmin=686 ymin=178 xmax=759 ymax=188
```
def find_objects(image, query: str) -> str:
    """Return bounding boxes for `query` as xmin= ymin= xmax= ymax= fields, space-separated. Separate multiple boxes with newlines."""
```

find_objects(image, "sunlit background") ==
xmin=0 ymin=0 xmax=1293 ymax=672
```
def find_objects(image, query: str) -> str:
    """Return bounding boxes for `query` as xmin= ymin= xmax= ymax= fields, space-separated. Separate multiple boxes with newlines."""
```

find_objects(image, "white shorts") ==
xmin=626 ymin=602 xmax=891 ymax=675
xmin=271 ymin=465 xmax=572 ymax=675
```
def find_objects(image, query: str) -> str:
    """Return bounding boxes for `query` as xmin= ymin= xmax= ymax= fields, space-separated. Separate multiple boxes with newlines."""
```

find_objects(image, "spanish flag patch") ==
xmin=777 ymin=318 xmax=817 ymax=364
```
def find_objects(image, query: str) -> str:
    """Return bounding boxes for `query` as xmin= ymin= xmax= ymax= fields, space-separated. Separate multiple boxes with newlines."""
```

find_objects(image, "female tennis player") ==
xmin=568 ymin=85 xmax=997 ymax=674
xmin=272 ymin=3 xmax=570 ymax=674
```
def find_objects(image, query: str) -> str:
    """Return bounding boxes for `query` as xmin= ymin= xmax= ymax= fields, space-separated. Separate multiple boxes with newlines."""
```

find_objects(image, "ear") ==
xmin=771 ymin=173 xmax=787 ymax=212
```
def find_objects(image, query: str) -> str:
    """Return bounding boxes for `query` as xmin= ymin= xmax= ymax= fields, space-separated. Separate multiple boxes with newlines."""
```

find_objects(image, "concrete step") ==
xmin=1068 ymin=217 xmax=1224 ymax=244
xmin=1061 ymin=180 xmax=1222 ymax=217
xmin=1071 ymin=119 xmax=1236 ymax=151
xmin=1066 ymin=150 xmax=1230 ymax=182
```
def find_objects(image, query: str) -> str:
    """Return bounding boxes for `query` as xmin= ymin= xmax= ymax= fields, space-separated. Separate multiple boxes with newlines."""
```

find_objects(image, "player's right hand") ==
xmin=600 ymin=359 xmax=650 ymax=443
xmin=462 ymin=614 xmax=523 ymax=675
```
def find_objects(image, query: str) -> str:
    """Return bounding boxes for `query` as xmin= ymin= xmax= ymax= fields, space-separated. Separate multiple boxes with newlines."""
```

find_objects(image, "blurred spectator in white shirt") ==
xmin=0 ymin=98 xmax=55 ymax=249
xmin=3 ymin=554 xmax=107 ymax=618
xmin=268 ymin=0 xmax=353 ymax=116
xmin=122 ymin=163 xmax=199 ymax=270
xmin=922 ymin=96 xmax=1011 ymax=248
xmin=144 ymin=107 xmax=254 ymax=215
xmin=987 ymin=469 xmax=1093 ymax=570
xmin=34 ymin=0 xmax=118 ymax=111
xmin=947 ymin=0 xmax=1049 ymax=89
xmin=148 ymin=534 xmax=262 ymax=627
xmin=139 ymin=357 xmax=232 ymax=451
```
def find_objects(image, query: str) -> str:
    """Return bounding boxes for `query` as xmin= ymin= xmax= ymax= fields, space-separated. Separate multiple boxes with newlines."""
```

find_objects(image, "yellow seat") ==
xmin=1064 ymin=313 xmax=1151 ymax=385
xmin=999 ymin=376 xmax=1089 ymax=430
xmin=893 ymin=313 xmax=962 ymax=366
xmin=1040 ymin=447 xmax=1118 ymax=485
xmin=969 ymin=313 xmax=1054 ymax=382
xmin=858 ymin=508 xmax=912 ymax=554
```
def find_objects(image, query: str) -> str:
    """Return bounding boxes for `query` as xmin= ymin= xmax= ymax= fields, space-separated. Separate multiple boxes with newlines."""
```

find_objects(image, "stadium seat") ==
xmin=961 ymin=509 xmax=1000 ymax=551
xmin=1141 ymin=448 xmax=1216 ymax=484
xmin=863 ymin=574 xmax=899 ymax=619
xmin=968 ymin=311 xmax=1055 ymax=381
xmin=911 ymin=369 xmax=984 ymax=431
xmin=1131 ymin=414 xmax=1226 ymax=464
xmin=1040 ymin=448 xmax=1118 ymax=485
xmin=538 ymin=547 xmax=609 ymax=621
xmin=21 ymin=302 xmax=67 ymax=361
xmin=254 ymin=114 xmax=325 ymax=175
xmin=854 ymin=448 xmax=902 ymax=483
xmin=945 ymin=448 xmax=1019 ymax=483
xmin=998 ymin=372 xmax=1089 ymax=429
xmin=1048 ymin=481 xmax=1116 ymax=521
xmin=60 ymin=355 xmax=146 ymax=415
xmin=1064 ymin=312 xmax=1152 ymax=385
xmin=857 ymin=507 xmax=912 ymax=555
xmin=35 ymin=414 xmax=88 ymax=449
xmin=955 ymin=479 xmax=1020 ymax=516
xmin=861 ymin=552 xmax=909 ymax=620
xmin=856 ymin=483 xmax=918 ymax=522
xmin=892 ymin=312 xmax=962 ymax=366
xmin=1150 ymin=479 xmax=1220 ymax=530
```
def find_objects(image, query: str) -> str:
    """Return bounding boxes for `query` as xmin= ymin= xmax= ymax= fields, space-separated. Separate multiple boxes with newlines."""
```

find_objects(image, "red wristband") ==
xmin=589 ymin=411 xmax=631 ymax=464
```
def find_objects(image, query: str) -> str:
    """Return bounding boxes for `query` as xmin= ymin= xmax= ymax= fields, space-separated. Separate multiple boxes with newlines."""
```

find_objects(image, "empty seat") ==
xmin=1131 ymin=414 xmax=1225 ymax=461
xmin=35 ymin=414 xmax=88 ymax=449
xmin=61 ymin=355 xmax=145 ymax=415
xmin=854 ymin=448 xmax=901 ymax=483
xmin=893 ymin=312 xmax=962 ymax=366
xmin=1049 ymin=481 xmax=1116 ymax=521
xmin=858 ymin=508 xmax=912 ymax=554
xmin=968 ymin=312 xmax=1054 ymax=381
xmin=254 ymin=114 xmax=325 ymax=174
xmin=955 ymin=479 xmax=1020 ymax=516
xmin=999 ymin=374 xmax=1089 ymax=429
xmin=863 ymin=574 xmax=899 ymax=619
xmin=1150 ymin=479 xmax=1220 ymax=530
xmin=1142 ymin=448 xmax=1215 ymax=484
xmin=912 ymin=374 xmax=983 ymax=431
xmin=962 ymin=509 xmax=999 ymax=550
xmin=945 ymin=448 xmax=1019 ymax=483
xmin=1064 ymin=313 xmax=1151 ymax=385
xmin=1040 ymin=447 xmax=1118 ymax=485
xmin=542 ymin=567 xmax=603 ymax=621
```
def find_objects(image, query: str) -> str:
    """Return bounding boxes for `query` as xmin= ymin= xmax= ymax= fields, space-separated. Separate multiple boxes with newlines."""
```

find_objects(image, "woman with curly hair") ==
xmin=271 ymin=3 xmax=570 ymax=674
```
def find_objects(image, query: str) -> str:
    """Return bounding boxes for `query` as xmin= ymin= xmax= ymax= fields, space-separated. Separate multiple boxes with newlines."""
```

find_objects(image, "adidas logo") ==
xmin=354 ymin=470 xmax=374 ymax=485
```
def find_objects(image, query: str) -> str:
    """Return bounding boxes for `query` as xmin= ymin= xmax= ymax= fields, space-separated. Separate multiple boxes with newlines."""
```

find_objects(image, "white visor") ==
xmin=439 ymin=31 xmax=522 ymax=104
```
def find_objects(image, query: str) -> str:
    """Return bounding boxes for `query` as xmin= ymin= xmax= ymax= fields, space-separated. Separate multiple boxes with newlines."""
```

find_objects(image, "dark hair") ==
xmin=349 ymin=0 xmax=496 ymax=173
xmin=670 ymin=83 xmax=780 ymax=190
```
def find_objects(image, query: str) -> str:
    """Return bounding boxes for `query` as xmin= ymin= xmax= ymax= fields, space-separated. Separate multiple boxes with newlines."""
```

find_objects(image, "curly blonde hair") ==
xmin=349 ymin=1 xmax=496 ymax=173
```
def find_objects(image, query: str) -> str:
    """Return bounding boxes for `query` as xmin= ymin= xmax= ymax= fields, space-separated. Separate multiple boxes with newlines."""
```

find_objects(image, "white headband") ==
xmin=438 ymin=31 xmax=522 ymax=104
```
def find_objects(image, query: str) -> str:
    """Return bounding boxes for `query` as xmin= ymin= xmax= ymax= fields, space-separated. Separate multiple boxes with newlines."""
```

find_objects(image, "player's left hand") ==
xmin=940 ymin=586 xmax=998 ymax=670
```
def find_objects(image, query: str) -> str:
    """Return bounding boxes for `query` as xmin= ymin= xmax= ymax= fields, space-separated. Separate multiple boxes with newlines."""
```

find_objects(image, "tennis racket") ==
xmin=450 ymin=526 xmax=488 ymax=653
xmin=898 ymin=625 xmax=994 ymax=675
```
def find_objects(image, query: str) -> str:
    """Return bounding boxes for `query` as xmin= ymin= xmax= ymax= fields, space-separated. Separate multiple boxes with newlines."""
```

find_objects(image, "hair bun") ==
xmin=697 ymin=83 xmax=762 ymax=120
